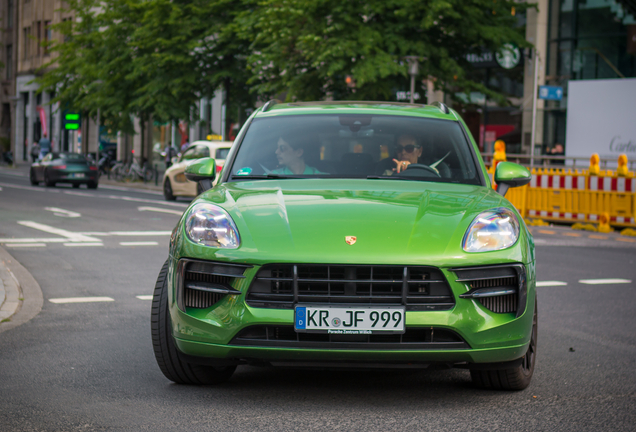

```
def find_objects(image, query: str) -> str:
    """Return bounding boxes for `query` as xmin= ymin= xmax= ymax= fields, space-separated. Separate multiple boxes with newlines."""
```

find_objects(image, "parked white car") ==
xmin=163 ymin=141 xmax=232 ymax=200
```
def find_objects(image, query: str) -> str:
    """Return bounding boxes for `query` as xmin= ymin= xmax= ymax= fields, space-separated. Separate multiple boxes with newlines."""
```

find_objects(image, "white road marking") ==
xmin=49 ymin=297 xmax=114 ymax=304
xmin=44 ymin=207 xmax=82 ymax=218
xmin=63 ymin=242 xmax=103 ymax=247
xmin=18 ymin=221 xmax=101 ymax=243
xmin=5 ymin=243 xmax=47 ymax=248
xmin=0 ymin=238 xmax=67 ymax=243
xmin=136 ymin=295 xmax=153 ymax=300
xmin=0 ymin=182 xmax=58 ymax=192
xmin=63 ymin=191 xmax=94 ymax=197
xmin=138 ymin=206 xmax=183 ymax=216
xmin=536 ymin=281 xmax=568 ymax=287
xmin=108 ymin=231 xmax=171 ymax=236
xmin=579 ymin=278 xmax=632 ymax=285
xmin=62 ymin=190 xmax=188 ymax=207
xmin=119 ymin=241 xmax=158 ymax=246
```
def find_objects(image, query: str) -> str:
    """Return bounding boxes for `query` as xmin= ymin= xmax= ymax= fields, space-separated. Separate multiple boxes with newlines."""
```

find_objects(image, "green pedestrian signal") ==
xmin=64 ymin=112 xmax=81 ymax=130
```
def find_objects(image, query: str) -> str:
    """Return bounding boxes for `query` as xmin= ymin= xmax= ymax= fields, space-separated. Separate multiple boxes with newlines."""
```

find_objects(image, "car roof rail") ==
xmin=431 ymin=101 xmax=449 ymax=114
xmin=262 ymin=99 xmax=282 ymax=112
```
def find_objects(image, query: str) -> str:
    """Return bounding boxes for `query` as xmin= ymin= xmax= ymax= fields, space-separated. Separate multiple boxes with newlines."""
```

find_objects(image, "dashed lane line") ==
xmin=136 ymin=295 xmax=153 ymax=300
xmin=536 ymin=281 xmax=568 ymax=287
xmin=562 ymin=232 xmax=581 ymax=237
xmin=617 ymin=237 xmax=636 ymax=243
xmin=538 ymin=230 xmax=556 ymax=235
xmin=49 ymin=297 xmax=115 ymax=304
xmin=44 ymin=207 xmax=81 ymax=218
xmin=107 ymin=231 xmax=171 ymax=236
xmin=138 ymin=206 xmax=184 ymax=216
xmin=119 ymin=241 xmax=159 ymax=246
xmin=5 ymin=243 xmax=47 ymax=248
xmin=588 ymin=235 xmax=609 ymax=240
xmin=579 ymin=278 xmax=632 ymax=285
xmin=63 ymin=242 xmax=103 ymax=247
xmin=0 ymin=182 xmax=58 ymax=192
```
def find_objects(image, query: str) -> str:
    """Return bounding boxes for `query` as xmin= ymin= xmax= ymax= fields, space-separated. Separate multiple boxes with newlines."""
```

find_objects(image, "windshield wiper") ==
xmin=231 ymin=174 xmax=299 ymax=180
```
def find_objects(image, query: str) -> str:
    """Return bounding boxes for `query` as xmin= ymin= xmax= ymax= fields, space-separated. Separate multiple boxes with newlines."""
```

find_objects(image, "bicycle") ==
xmin=124 ymin=159 xmax=153 ymax=182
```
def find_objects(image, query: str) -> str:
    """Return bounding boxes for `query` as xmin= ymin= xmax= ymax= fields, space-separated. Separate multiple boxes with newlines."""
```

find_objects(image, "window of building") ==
xmin=6 ymin=45 xmax=12 ymax=80
xmin=45 ymin=21 xmax=52 ymax=55
xmin=23 ymin=27 xmax=30 ymax=59
xmin=7 ymin=0 xmax=14 ymax=29
xmin=37 ymin=21 xmax=42 ymax=56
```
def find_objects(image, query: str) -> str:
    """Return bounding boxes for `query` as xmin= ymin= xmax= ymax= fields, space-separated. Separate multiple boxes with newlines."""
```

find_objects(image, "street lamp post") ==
xmin=405 ymin=56 xmax=420 ymax=104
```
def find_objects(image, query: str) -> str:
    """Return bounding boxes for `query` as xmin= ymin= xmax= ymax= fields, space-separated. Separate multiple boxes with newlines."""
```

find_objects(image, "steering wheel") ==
xmin=401 ymin=163 xmax=441 ymax=177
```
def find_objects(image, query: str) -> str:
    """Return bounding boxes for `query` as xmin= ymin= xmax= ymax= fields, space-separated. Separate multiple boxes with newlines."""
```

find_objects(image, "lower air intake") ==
xmin=479 ymin=293 xmax=518 ymax=314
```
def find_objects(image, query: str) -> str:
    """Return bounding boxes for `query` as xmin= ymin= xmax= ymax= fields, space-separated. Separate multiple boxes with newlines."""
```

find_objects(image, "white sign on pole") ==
xmin=566 ymin=78 xmax=636 ymax=164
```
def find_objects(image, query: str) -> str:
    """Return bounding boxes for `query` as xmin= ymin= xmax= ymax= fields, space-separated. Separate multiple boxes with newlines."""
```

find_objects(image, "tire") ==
xmin=44 ymin=171 xmax=56 ymax=187
xmin=471 ymin=299 xmax=537 ymax=391
xmin=151 ymin=259 xmax=236 ymax=385
xmin=73 ymin=183 xmax=81 ymax=188
xmin=87 ymin=181 xmax=98 ymax=189
xmin=30 ymin=169 xmax=39 ymax=186
xmin=163 ymin=179 xmax=176 ymax=201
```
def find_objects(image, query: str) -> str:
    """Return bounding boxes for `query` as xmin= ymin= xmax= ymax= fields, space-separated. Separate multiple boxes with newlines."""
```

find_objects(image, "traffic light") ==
xmin=63 ymin=111 xmax=81 ymax=130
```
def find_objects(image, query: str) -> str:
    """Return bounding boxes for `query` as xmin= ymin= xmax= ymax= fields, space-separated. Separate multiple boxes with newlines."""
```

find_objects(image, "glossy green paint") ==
xmin=184 ymin=157 xmax=216 ymax=182
xmin=495 ymin=161 xmax=532 ymax=187
xmin=166 ymin=103 xmax=536 ymax=365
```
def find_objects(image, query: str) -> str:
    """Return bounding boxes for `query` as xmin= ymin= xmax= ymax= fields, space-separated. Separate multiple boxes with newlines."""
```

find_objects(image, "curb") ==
xmin=0 ymin=247 xmax=43 ymax=333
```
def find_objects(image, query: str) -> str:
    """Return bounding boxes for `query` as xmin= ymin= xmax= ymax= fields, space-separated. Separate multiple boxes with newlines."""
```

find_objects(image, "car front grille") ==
xmin=230 ymin=325 xmax=469 ymax=350
xmin=452 ymin=264 xmax=527 ymax=316
xmin=177 ymin=259 xmax=251 ymax=310
xmin=246 ymin=264 xmax=455 ymax=311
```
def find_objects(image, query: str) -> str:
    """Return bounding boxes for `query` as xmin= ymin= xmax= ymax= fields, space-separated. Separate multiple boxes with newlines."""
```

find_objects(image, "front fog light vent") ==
xmin=452 ymin=264 xmax=527 ymax=317
xmin=177 ymin=259 xmax=251 ymax=310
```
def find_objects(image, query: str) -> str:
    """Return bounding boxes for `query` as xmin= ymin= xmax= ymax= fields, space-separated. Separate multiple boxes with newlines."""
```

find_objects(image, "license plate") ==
xmin=71 ymin=173 xmax=85 ymax=178
xmin=295 ymin=305 xmax=405 ymax=334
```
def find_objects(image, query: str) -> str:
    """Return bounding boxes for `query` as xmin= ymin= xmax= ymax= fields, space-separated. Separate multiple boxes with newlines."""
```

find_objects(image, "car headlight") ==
xmin=184 ymin=203 xmax=240 ymax=248
xmin=462 ymin=208 xmax=520 ymax=253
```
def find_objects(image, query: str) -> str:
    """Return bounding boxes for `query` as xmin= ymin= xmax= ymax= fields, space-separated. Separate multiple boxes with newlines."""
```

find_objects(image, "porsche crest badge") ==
xmin=345 ymin=236 xmax=357 ymax=245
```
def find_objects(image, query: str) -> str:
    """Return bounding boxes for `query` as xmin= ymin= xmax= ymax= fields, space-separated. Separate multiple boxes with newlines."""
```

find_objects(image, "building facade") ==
xmin=1 ymin=0 xmax=18 ymax=158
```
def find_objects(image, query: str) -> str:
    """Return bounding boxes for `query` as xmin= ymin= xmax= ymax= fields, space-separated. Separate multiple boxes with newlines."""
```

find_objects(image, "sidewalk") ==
xmin=0 ymin=254 xmax=22 ymax=325
xmin=0 ymin=247 xmax=44 ymax=333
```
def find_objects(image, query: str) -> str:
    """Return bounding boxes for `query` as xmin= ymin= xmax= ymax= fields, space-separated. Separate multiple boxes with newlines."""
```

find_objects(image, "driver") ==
xmin=271 ymin=135 xmax=325 ymax=175
xmin=376 ymin=134 xmax=423 ymax=175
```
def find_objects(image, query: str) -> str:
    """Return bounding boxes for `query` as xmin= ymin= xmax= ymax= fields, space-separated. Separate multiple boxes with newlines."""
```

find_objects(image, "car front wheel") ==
xmin=470 ymin=299 xmax=537 ymax=391
xmin=151 ymin=259 xmax=236 ymax=385
xmin=163 ymin=179 xmax=176 ymax=201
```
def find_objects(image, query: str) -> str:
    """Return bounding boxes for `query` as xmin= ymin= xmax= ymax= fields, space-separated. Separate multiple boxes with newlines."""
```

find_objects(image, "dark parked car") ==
xmin=30 ymin=152 xmax=99 ymax=189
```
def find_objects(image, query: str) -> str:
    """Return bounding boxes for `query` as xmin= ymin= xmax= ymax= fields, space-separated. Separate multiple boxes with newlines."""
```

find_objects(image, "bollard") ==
xmin=589 ymin=153 xmax=600 ymax=176
xmin=617 ymin=154 xmax=629 ymax=177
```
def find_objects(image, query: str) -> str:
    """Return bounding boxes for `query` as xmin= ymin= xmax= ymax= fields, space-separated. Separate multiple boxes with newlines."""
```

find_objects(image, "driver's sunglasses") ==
xmin=396 ymin=144 xmax=421 ymax=153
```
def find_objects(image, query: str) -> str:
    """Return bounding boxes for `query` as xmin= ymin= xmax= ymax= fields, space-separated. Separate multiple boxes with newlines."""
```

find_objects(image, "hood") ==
xmin=188 ymin=179 xmax=516 ymax=266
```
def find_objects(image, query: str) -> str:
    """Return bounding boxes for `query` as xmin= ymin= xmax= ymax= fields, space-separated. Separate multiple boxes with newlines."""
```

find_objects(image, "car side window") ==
xmin=195 ymin=146 xmax=210 ymax=158
xmin=182 ymin=147 xmax=198 ymax=160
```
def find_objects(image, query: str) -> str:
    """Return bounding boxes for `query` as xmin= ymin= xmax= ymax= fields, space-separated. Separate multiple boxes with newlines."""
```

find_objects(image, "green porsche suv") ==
xmin=151 ymin=101 xmax=536 ymax=390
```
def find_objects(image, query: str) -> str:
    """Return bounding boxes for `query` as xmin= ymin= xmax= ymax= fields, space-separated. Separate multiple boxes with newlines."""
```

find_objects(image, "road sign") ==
xmin=63 ymin=112 xmax=81 ymax=130
xmin=539 ymin=85 xmax=563 ymax=100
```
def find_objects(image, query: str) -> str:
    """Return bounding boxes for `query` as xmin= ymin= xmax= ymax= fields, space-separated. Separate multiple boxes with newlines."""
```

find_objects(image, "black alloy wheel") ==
xmin=151 ymin=259 xmax=236 ymax=385
xmin=163 ymin=179 xmax=176 ymax=201
xmin=44 ymin=170 xmax=56 ymax=187
xmin=470 ymin=297 xmax=537 ymax=391
xmin=30 ymin=169 xmax=39 ymax=186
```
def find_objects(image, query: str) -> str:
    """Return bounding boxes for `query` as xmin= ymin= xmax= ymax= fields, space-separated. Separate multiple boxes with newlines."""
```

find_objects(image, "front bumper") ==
xmin=167 ymin=257 xmax=536 ymax=366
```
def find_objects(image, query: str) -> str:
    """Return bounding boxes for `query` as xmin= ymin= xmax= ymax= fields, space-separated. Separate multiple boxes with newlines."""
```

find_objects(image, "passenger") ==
xmin=271 ymin=136 xmax=325 ymax=175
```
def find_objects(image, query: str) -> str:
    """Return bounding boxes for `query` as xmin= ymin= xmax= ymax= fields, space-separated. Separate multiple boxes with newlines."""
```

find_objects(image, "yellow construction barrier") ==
xmin=491 ymin=154 xmax=636 ymax=227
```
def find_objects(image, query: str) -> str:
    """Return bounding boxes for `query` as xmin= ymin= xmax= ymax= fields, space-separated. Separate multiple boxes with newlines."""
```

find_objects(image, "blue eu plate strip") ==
xmin=295 ymin=307 xmax=306 ymax=330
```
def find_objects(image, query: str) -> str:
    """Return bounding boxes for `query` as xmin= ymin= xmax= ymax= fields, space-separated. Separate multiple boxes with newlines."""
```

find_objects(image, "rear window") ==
xmin=60 ymin=153 xmax=86 ymax=161
xmin=229 ymin=114 xmax=481 ymax=185
xmin=215 ymin=148 xmax=230 ymax=159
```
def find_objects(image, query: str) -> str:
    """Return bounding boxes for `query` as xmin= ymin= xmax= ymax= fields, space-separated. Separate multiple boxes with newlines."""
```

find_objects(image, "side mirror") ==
xmin=494 ymin=162 xmax=531 ymax=196
xmin=185 ymin=157 xmax=216 ymax=192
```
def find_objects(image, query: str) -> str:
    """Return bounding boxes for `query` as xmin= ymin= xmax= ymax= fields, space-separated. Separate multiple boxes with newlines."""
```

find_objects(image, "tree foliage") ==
xmin=39 ymin=0 xmax=532 ymax=133
xmin=241 ymin=0 xmax=532 ymax=102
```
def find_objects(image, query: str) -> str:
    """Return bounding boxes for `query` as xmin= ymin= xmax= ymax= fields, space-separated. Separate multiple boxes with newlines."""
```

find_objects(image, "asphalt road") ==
xmin=1 ymin=170 xmax=635 ymax=431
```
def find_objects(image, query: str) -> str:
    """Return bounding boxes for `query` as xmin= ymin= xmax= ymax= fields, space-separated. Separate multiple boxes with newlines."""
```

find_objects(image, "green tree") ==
xmin=240 ymin=0 xmax=532 ymax=102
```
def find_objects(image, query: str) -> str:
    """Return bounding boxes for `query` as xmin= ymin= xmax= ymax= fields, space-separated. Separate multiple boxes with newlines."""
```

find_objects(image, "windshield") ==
xmin=229 ymin=114 xmax=481 ymax=185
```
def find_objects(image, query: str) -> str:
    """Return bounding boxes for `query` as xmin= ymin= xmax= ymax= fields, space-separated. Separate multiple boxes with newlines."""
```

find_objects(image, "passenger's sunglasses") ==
xmin=396 ymin=144 xmax=421 ymax=153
